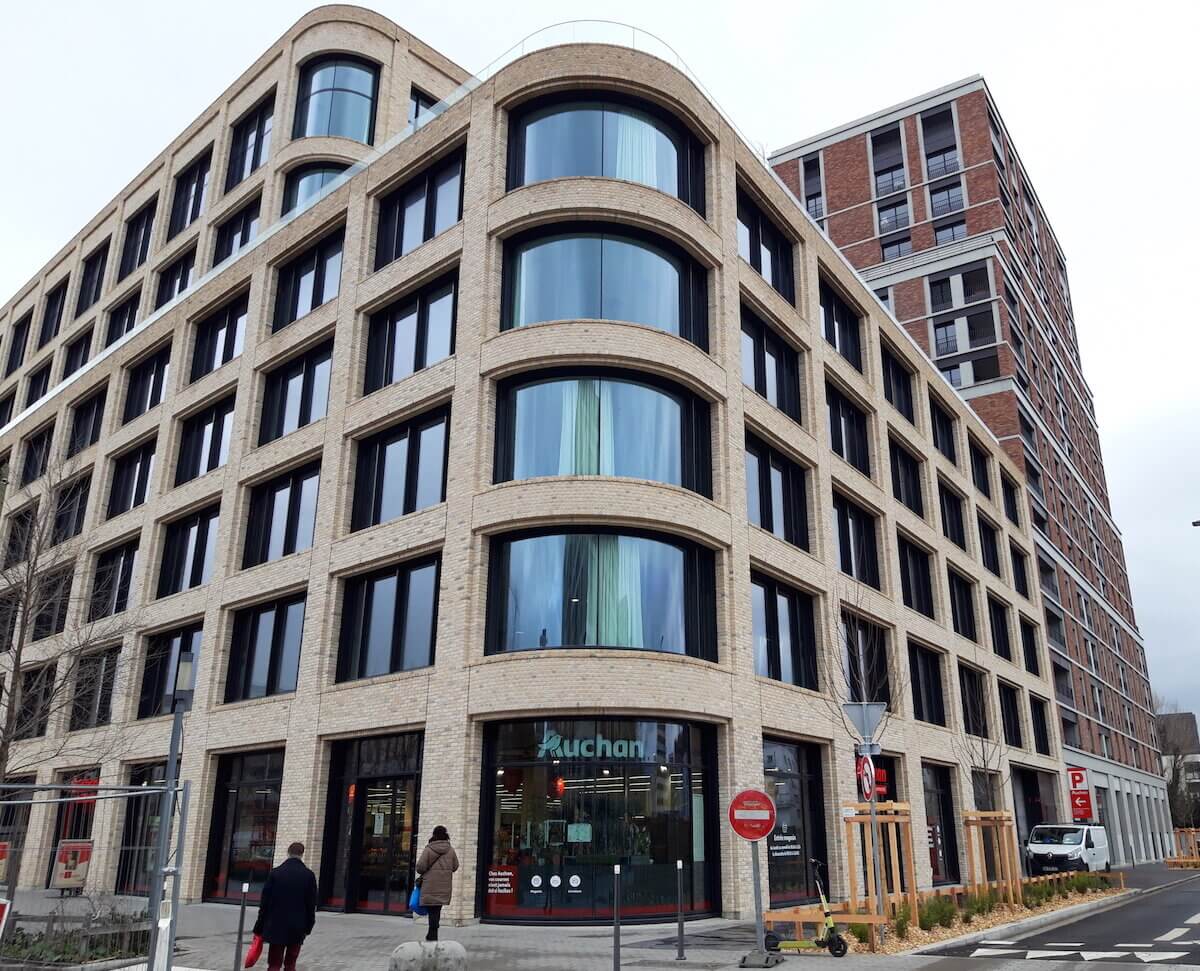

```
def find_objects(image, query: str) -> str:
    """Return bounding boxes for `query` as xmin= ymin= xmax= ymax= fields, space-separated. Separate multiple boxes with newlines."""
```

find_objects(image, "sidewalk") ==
xmin=1112 ymin=861 xmax=1199 ymax=892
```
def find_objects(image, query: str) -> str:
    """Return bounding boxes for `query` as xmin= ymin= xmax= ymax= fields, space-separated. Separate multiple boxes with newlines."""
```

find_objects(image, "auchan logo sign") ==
xmin=537 ymin=731 xmax=646 ymax=760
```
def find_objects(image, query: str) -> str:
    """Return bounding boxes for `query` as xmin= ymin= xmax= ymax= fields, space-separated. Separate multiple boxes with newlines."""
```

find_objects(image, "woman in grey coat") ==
xmin=415 ymin=825 xmax=460 ymax=942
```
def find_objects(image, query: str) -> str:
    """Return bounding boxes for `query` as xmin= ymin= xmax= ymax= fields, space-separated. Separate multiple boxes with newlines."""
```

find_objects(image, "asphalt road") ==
xmin=941 ymin=876 xmax=1200 ymax=964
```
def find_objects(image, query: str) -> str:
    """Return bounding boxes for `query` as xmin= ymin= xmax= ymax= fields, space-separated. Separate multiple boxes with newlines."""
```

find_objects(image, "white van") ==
xmin=1026 ymin=823 xmax=1111 ymax=874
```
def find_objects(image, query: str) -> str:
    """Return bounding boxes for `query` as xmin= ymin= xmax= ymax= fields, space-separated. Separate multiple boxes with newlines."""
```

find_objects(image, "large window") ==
xmin=20 ymin=424 xmax=53 ymax=486
xmin=889 ymin=438 xmax=923 ymax=516
xmin=348 ymin=409 xmax=446 ymax=533
xmin=1011 ymin=544 xmax=1029 ymax=597
xmin=833 ymin=493 xmax=879 ymax=588
xmin=948 ymin=568 xmax=977 ymax=640
xmin=225 ymin=594 xmax=307 ymax=702
xmin=282 ymin=163 xmax=349 ymax=216
xmin=1002 ymin=474 xmax=1021 ymax=526
xmin=740 ymin=306 xmax=801 ymax=421
xmin=244 ymin=462 xmax=320 ymax=567
xmin=176 ymin=396 xmax=235 ymax=484
xmin=138 ymin=624 xmax=201 ymax=719
xmin=939 ymin=481 xmax=966 ymax=548
xmin=999 ymin=682 xmax=1023 ymax=748
xmin=167 ymin=149 xmax=211 ymax=239
xmin=106 ymin=290 xmax=140 ymax=347
xmin=15 ymin=665 xmax=56 ymax=739
xmin=881 ymin=344 xmax=914 ymax=422
xmin=38 ymin=280 xmax=68 ymax=347
xmin=503 ymin=226 xmax=707 ymax=349
xmin=204 ymin=750 xmax=283 ymax=902
xmin=119 ymin=198 xmax=157 ymax=280
xmin=293 ymin=56 xmax=379 ymax=143
xmin=929 ymin=396 xmax=957 ymax=463
xmin=191 ymin=294 xmax=247 ymax=381
xmin=375 ymin=152 xmax=464 ymax=268
xmin=273 ymin=229 xmax=343 ymax=331
xmin=1031 ymin=697 xmax=1052 ymax=755
xmin=63 ymin=328 xmax=92 ymax=378
xmin=108 ymin=438 xmax=155 ymax=518
xmin=745 ymin=434 xmax=809 ymax=550
xmin=841 ymin=612 xmax=890 ymax=705
xmin=751 ymin=572 xmax=817 ymax=689
xmin=487 ymin=530 xmax=715 ymax=659
xmin=70 ymin=647 xmax=119 ymax=731
xmin=259 ymin=340 xmax=332 ymax=444
xmin=213 ymin=198 xmax=261 ymax=264
xmin=497 ymin=373 xmax=709 ymax=496
xmin=989 ymin=596 xmax=1012 ymax=661
xmin=969 ymin=440 xmax=992 ymax=496
xmin=978 ymin=514 xmax=1001 ymax=576
xmin=763 ymin=739 xmax=827 ymax=907
xmin=959 ymin=664 xmax=988 ymax=737
xmin=68 ymin=388 xmax=106 ymax=457
xmin=52 ymin=473 xmax=91 ymax=543
xmin=1020 ymin=618 xmax=1041 ymax=676
xmin=737 ymin=189 xmax=794 ymax=303
xmin=365 ymin=273 xmax=456 ymax=393
xmin=115 ymin=762 xmax=167 ymax=895
xmin=897 ymin=534 xmax=934 ymax=617
xmin=157 ymin=505 xmax=220 ymax=597
xmin=33 ymin=569 xmax=71 ymax=641
xmin=76 ymin=241 xmax=109 ymax=318
xmin=922 ymin=763 xmax=960 ymax=885
xmin=5 ymin=312 xmax=30 ymax=375
xmin=826 ymin=383 xmax=870 ymax=475
xmin=820 ymin=281 xmax=863 ymax=370
xmin=5 ymin=504 xmax=36 ymax=568
xmin=26 ymin=361 xmax=51 ymax=407
xmin=226 ymin=94 xmax=274 ymax=191
xmin=507 ymin=94 xmax=704 ymax=213
xmin=337 ymin=556 xmax=440 ymax=681
xmin=90 ymin=539 xmax=138 ymax=620
xmin=155 ymin=248 xmax=195 ymax=309
xmin=909 ymin=641 xmax=945 ymax=726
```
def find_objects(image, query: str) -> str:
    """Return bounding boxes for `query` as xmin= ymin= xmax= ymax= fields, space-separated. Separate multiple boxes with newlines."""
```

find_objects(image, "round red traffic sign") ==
xmin=857 ymin=755 xmax=875 ymax=801
xmin=728 ymin=789 xmax=777 ymax=841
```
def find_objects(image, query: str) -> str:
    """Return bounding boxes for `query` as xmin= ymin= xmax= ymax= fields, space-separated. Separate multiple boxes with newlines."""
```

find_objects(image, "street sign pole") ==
xmin=729 ymin=789 xmax=783 ymax=969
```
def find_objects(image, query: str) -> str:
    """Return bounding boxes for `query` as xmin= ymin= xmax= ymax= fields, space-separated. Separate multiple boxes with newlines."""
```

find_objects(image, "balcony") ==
xmin=874 ymin=167 xmax=905 ymax=196
xmin=926 ymin=149 xmax=960 ymax=179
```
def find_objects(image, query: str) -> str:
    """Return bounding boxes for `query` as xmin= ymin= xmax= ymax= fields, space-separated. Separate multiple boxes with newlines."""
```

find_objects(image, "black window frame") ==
xmin=155 ymin=248 xmax=196 ymax=309
xmin=225 ymin=93 xmax=275 ymax=192
xmin=224 ymin=592 xmax=307 ymax=703
xmin=744 ymin=432 xmax=809 ymax=550
xmin=1002 ymin=474 xmax=1021 ymax=526
xmin=375 ymin=150 xmax=465 ymax=270
xmin=108 ymin=437 xmax=156 ymax=519
xmin=292 ymin=54 xmax=380 ymax=145
xmin=5 ymin=502 xmax=38 ymax=568
xmin=5 ymin=312 xmax=31 ymax=376
xmin=191 ymin=292 xmax=248 ymax=382
xmin=364 ymin=271 xmax=458 ymax=394
xmin=740 ymin=305 xmax=801 ymax=422
xmin=157 ymin=504 xmax=221 ymax=598
xmin=62 ymin=328 xmax=93 ymax=379
xmin=76 ymin=240 xmax=110 ymax=318
xmin=880 ymin=343 xmax=914 ymax=422
xmin=69 ymin=646 xmax=120 ymax=732
xmin=52 ymin=472 xmax=91 ymax=544
xmin=90 ymin=539 xmax=138 ymax=621
xmin=998 ymin=681 xmax=1023 ymax=748
xmin=15 ymin=664 xmax=56 ymax=739
xmin=281 ymin=163 xmax=349 ymax=216
xmin=272 ymin=229 xmax=344 ymax=331
xmin=751 ymin=570 xmax=818 ymax=690
xmin=1011 ymin=544 xmax=1029 ymax=598
xmin=929 ymin=395 xmax=957 ymax=463
xmin=819 ymin=279 xmax=863 ymax=371
xmin=352 ymin=409 xmax=448 ymax=531
xmin=889 ymin=437 xmax=924 ymax=517
xmin=243 ymin=462 xmax=322 ymax=568
xmin=988 ymin=596 xmax=1012 ymax=661
xmin=841 ymin=611 xmax=891 ymax=706
xmin=175 ymin=396 xmax=236 ymax=485
xmin=897 ymin=533 xmax=935 ymax=618
xmin=1020 ymin=618 xmax=1041 ymax=676
xmin=959 ymin=663 xmax=989 ymax=737
xmin=736 ymin=189 xmax=795 ymax=304
xmin=833 ymin=491 xmax=880 ymax=589
xmin=826 ymin=382 xmax=870 ymax=475
xmin=32 ymin=568 xmax=72 ymax=641
xmin=138 ymin=624 xmax=201 ymax=719
xmin=938 ymin=480 xmax=966 ymax=548
xmin=167 ymin=149 xmax=212 ymax=239
xmin=909 ymin=640 xmax=946 ymax=726
xmin=978 ymin=513 xmax=1002 ymax=576
xmin=338 ymin=554 xmax=442 ymax=681
xmin=25 ymin=361 xmax=51 ymax=407
xmin=969 ymin=439 xmax=991 ymax=496
xmin=259 ymin=339 xmax=333 ymax=445
xmin=947 ymin=568 xmax=977 ymax=641
xmin=20 ymin=423 xmax=54 ymax=487
xmin=38 ymin=280 xmax=68 ymax=348
xmin=118 ymin=198 xmax=157 ymax=281
xmin=106 ymin=290 xmax=140 ymax=347
xmin=213 ymin=197 xmax=261 ymax=265
xmin=1031 ymin=696 xmax=1052 ymax=755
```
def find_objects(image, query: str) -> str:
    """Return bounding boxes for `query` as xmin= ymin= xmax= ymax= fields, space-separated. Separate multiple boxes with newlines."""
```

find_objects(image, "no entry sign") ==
xmin=728 ymin=789 xmax=777 ymax=841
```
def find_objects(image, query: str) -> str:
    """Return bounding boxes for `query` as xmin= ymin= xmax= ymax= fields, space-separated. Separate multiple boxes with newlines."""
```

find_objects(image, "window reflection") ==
xmin=294 ymin=57 xmax=379 ymax=144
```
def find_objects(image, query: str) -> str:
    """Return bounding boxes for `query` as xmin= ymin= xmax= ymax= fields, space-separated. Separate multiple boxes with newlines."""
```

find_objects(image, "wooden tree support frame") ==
xmin=842 ymin=801 xmax=919 ymax=921
xmin=962 ymin=810 xmax=1023 ymax=906
xmin=1171 ymin=828 xmax=1200 ymax=864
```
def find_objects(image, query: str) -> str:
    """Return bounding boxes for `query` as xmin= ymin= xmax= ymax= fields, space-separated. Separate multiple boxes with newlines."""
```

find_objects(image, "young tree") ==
xmin=1154 ymin=696 xmax=1200 ymax=829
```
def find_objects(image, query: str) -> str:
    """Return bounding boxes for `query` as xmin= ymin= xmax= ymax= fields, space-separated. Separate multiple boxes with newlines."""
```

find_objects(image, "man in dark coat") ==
xmin=253 ymin=842 xmax=317 ymax=971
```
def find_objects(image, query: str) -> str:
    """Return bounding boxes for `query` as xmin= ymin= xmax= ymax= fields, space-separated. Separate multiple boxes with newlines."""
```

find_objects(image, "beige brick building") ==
xmin=0 ymin=6 xmax=1079 ymax=924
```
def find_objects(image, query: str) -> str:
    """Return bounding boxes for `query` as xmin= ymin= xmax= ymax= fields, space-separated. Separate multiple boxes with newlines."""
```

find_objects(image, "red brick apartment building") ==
xmin=770 ymin=76 xmax=1168 ymax=863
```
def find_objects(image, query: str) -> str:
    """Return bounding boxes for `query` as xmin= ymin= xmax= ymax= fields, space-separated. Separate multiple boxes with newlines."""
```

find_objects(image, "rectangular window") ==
xmin=967 ymin=310 xmax=996 ymax=348
xmin=881 ymin=235 xmax=912 ymax=261
xmin=225 ymin=594 xmax=306 ymax=702
xmin=1011 ymin=544 xmax=1029 ymax=597
xmin=948 ymin=568 xmax=977 ymax=640
xmin=63 ymin=328 xmax=92 ymax=378
xmin=881 ymin=344 xmax=914 ymax=422
xmin=76 ymin=241 xmax=110 ymax=318
xmin=736 ymin=189 xmax=795 ymax=303
xmin=213 ymin=198 xmax=261 ymax=265
xmin=819 ymin=281 xmax=863 ymax=371
xmin=740 ymin=306 xmax=801 ymax=421
xmin=409 ymin=86 xmax=436 ymax=126
xmin=988 ymin=596 xmax=1012 ymax=661
xmin=5 ymin=312 xmax=31 ymax=375
xmin=877 ymin=197 xmax=909 ymax=234
xmin=191 ymin=293 xmax=247 ymax=381
xmin=969 ymin=440 xmax=991 ymax=496
xmin=119 ymin=198 xmax=157 ymax=280
xmin=90 ymin=539 xmax=138 ymax=620
xmin=1021 ymin=618 xmax=1041 ymax=676
xmin=26 ymin=361 xmax=51 ymax=407
xmin=20 ymin=424 xmax=54 ymax=486
xmin=745 ymin=434 xmax=809 ymax=551
xmin=337 ymin=556 xmax=440 ymax=681
xmin=842 ymin=612 xmax=890 ymax=705
xmin=871 ymin=125 xmax=905 ymax=195
xmin=929 ymin=181 xmax=963 ymax=218
xmin=138 ymin=624 xmax=201 ymax=719
xmin=922 ymin=762 xmax=960 ymax=885
xmin=33 ymin=569 xmax=72 ymax=640
xmin=108 ymin=438 xmax=155 ymax=518
xmin=0 ymin=391 xmax=12 ymax=427
xmin=155 ymin=248 xmax=196 ymax=309
xmin=999 ymin=682 xmax=1023 ymax=748
xmin=157 ymin=504 xmax=220 ymax=597
xmin=938 ymin=481 xmax=965 ymax=548
xmin=176 ymin=396 xmax=235 ymax=484
xmin=923 ymin=108 xmax=958 ymax=173
xmin=897 ymin=534 xmax=934 ymax=617
xmin=978 ymin=514 xmax=1001 ymax=575
xmin=934 ymin=220 xmax=967 ymax=245
xmin=273 ymin=229 xmax=343 ymax=330
xmin=5 ymin=503 xmax=37 ymax=567
xmin=243 ymin=462 xmax=321 ymax=567
xmin=826 ymin=383 xmax=870 ymax=474
xmin=909 ymin=641 xmax=945 ymax=726
xmin=833 ymin=492 xmax=879 ymax=588
xmin=929 ymin=396 xmax=957 ymax=462
xmin=1002 ymin=474 xmax=1021 ymax=525
xmin=364 ymin=272 xmax=457 ymax=394
xmin=751 ymin=572 xmax=818 ymax=689
xmin=959 ymin=664 xmax=988 ymax=737
xmin=803 ymin=154 xmax=824 ymax=218
xmin=934 ymin=320 xmax=957 ymax=357
xmin=259 ymin=340 xmax=332 ymax=444
xmin=106 ymin=290 xmax=140 ymax=346
xmin=929 ymin=277 xmax=953 ymax=312
xmin=1031 ymin=696 xmax=1052 ymax=755
xmin=52 ymin=473 xmax=91 ymax=544
xmin=225 ymin=95 xmax=274 ymax=191
xmin=38 ymin=280 xmax=68 ymax=347
xmin=375 ymin=151 xmax=465 ymax=269
xmin=352 ymin=410 xmax=447 ymax=531
xmin=168 ymin=149 xmax=211 ymax=239
xmin=70 ymin=647 xmax=120 ymax=731
xmin=15 ymin=665 xmax=56 ymax=739
xmin=889 ymin=438 xmax=923 ymax=516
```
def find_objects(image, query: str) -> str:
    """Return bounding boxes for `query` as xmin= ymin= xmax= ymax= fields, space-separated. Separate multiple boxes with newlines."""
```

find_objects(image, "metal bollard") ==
xmin=233 ymin=883 xmax=249 ymax=971
xmin=613 ymin=864 xmax=621 ymax=971
xmin=675 ymin=859 xmax=686 ymax=961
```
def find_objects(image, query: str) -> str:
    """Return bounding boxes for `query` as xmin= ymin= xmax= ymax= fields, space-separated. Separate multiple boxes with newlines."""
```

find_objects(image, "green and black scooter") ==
xmin=764 ymin=859 xmax=848 ymax=958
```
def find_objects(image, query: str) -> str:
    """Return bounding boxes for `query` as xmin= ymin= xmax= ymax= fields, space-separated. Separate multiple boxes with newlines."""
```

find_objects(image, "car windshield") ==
xmin=1030 ymin=826 xmax=1083 ymax=845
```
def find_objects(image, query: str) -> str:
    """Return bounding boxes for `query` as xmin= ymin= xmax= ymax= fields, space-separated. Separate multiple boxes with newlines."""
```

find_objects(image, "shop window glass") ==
xmin=204 ymin=750 xmax=284 ymax=901
xmin=763 ymin=739 xmax=827 ymax=906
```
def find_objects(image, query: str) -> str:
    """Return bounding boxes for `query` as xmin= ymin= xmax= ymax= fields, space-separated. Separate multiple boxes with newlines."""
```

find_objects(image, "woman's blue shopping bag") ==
xmin=409 ymin=884 xmax=427 ymax=916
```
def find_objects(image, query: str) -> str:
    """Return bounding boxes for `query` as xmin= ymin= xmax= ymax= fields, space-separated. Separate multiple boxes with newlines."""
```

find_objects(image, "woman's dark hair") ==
xmin=431 ymin=825 xmax=450 ymax=842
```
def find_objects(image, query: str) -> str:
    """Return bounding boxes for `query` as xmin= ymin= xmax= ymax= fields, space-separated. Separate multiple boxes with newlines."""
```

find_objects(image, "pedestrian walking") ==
xmin=252 ymin=842 xmax=317 ymax=971
xmin=415 ymin=825 xmax=460 ymax=942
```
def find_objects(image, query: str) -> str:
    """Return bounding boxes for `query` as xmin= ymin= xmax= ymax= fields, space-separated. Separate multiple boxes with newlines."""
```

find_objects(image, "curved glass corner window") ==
xmin=495 ymin=372 xmax=711 ymax=497
xmin=509 ymin=96 xmax=705 ymax=213
xmin=293 ymin=56 xmax=379 ymax=144
xmin=282 ymin=162 xmax=349 ymax=215
xmin=487 ymin=530 xmax=715 ymax=659
xmin=504 ymin=228 xmax=707 ymax=349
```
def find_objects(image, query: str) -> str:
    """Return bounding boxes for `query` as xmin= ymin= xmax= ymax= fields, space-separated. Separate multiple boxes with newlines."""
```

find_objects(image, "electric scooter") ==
xmin=764 ymin=859 xmax=848 ymax=958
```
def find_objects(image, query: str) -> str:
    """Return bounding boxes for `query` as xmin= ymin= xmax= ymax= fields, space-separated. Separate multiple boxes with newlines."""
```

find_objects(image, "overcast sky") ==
xmin=2 ymin=2 xmax=1197 ymax=714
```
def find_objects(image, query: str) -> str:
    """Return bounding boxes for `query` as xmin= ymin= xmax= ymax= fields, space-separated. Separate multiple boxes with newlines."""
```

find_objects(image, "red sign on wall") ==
xmin=1068 ymin=767 xmax=1093 ymax=822
xmin=728 ymin=789 xmax=777 ymax=841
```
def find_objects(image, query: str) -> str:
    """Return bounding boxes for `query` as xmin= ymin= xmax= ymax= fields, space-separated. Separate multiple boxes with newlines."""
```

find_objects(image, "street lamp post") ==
xmin=146 ymin=649 xmax=194 ymax=971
